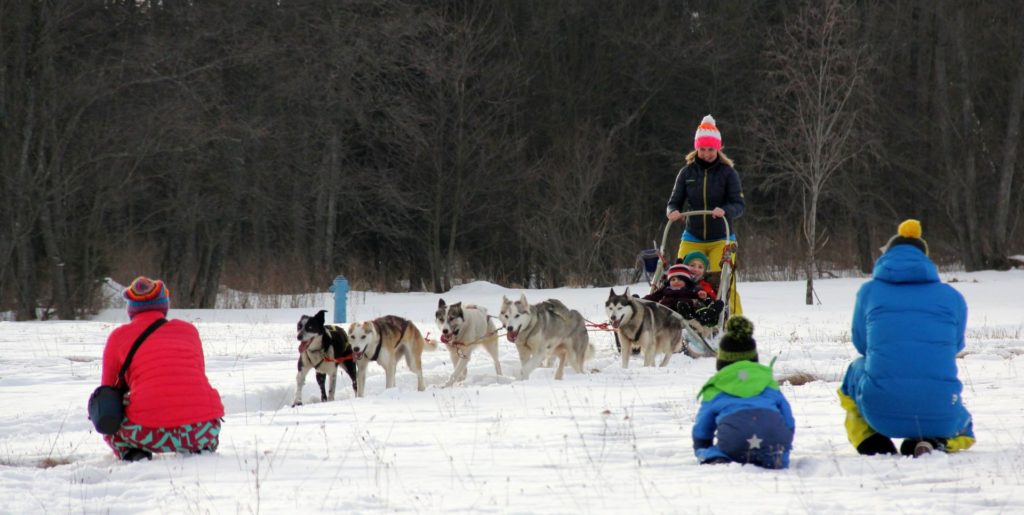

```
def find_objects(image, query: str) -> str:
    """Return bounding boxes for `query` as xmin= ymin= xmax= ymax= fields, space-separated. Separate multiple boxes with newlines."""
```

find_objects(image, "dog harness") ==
xmin=302 ymin=327 xmax=356 ymax=367
xmin=364 ymin=318 xmax=409 ymax=362
xmin=629 ymin=307 xmax=650 ymax=343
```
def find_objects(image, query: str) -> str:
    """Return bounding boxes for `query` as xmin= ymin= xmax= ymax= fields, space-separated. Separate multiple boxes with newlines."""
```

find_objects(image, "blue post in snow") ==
xmin=328 ymin=275 xmax=349 ymax=324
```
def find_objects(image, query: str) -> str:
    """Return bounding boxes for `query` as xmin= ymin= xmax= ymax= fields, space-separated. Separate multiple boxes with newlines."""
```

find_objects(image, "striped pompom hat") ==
xmin=693 ymin=114 xmax=723 ymax=150
xmin=124 ymin=276 xmax=169 ymax=318
xmin=666 ymin=263 xmax=694 ymax=283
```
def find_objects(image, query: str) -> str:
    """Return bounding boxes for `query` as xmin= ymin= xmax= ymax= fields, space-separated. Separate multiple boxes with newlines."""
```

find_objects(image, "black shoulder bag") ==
xmin=88 ymin=318 xmax=166 ymax=435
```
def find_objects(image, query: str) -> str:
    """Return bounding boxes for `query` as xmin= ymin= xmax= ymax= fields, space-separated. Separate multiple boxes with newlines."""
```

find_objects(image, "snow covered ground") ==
xmin=1 ymin=271 xmax=1022 ymax=513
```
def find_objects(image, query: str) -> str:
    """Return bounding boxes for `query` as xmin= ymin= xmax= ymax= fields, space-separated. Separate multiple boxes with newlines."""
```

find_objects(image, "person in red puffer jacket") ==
xmin=99 ymin=276 xmax=224 ymax=461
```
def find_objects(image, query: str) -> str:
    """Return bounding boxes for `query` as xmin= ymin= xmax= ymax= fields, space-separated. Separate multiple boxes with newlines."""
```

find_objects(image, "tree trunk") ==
xmin=991 ymin=42 xmax=1024 ymax=268
xmin=932 ymin=21 xmax=972 ymax=266
xmin=804 ymin=190 xmax=819 ymax=305
xmin=38 ymin=206 xmax=72 ymax=319
xmin=428 ymin=201 xmax=444 ymax=293
xmin=951 ymin=7 xmax=982 ymax=270
xmin=855 ymin=216 xmax=874 ymax=274
xmin=13 ymin=222 xmax=38 ymax=321
xmin=198 ymin=229 xmax=229 ymax=308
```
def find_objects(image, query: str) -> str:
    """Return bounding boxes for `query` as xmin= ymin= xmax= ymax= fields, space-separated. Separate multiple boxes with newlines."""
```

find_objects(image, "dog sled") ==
xmin=640 ymin=210 xmax=740 ymax=356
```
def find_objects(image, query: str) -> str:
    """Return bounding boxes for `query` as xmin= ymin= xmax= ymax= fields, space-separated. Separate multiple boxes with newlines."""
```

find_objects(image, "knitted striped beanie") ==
xmin=666 ymin=263 xmax=694 ymax=283
xmin=124 ymin=276 xmax=169 ymax=318
xmin=693 ymin=114 xmax=722 ymax=150
xmin=716 ymin=315 xmax=758 ymax=370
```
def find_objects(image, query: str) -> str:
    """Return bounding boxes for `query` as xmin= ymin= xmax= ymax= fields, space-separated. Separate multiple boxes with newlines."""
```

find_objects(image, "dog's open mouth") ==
xmin=506 ymin=328 xmax=519 ymax=343
xmin=610 ymin=316 xmax=621 ymax=329
xmin=440 ymin=332 xmax=453 ymax=344
xmin=298 ymin=340 xmax=312 ymax=353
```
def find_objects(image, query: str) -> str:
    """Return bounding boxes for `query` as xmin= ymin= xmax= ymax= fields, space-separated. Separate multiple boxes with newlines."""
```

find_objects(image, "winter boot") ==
xmin=856 ymin=433 xmax=897 ymax=456
xmin=901 ymin=438 xmax=946 ymax=457
xmin=122 ymin=449 xmax=153 ymax=462
xmin=701 ymin=457 xmax=731 ymax=465
xmin=838 ymin=390 xmax=895 ymax=455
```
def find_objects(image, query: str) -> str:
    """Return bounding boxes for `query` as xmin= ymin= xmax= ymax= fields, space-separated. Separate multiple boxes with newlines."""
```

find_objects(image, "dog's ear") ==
xmin=438 ymin=298 xmax=446 ymax=308
xmin=609 ymin=288 xmax=617 ymax=296
xmin=624 ymin=287 xmax=631 ymax=297
xmin=314 ymin=310 xmax=326 ymax=323
xmin=519 ymin=293 xmax=528 ymax=304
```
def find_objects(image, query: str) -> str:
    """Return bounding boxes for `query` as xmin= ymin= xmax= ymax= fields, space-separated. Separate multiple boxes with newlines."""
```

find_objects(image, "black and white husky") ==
xmin=292 ymin=310 xmax=357 ymax=407
xmin=435 ymin=299 xmax=502 ymax=386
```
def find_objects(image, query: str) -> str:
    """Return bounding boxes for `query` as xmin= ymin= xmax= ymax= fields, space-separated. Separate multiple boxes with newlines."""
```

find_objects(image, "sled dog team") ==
xmin=294 ymin=293 xmax=596 ymax=405
xmin=292 ymin=288 xmax=705 ymax=404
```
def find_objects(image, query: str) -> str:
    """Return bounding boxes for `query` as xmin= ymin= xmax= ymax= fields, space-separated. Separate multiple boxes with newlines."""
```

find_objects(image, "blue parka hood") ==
xmin=872 ymin=244 xmax=940 ymax=284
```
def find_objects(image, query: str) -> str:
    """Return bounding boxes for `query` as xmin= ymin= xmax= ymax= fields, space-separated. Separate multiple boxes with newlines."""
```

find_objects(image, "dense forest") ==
xmin=2 ymin=0 xmax=1022 ymax=319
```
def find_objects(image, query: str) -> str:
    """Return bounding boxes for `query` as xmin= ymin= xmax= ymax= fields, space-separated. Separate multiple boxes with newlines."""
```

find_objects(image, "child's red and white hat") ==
xmin=666 ymin=264 xmax=693 ymax=282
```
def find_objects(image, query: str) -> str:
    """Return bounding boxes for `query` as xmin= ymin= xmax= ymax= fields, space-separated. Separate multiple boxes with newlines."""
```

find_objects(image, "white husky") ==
xmin=435 ymin=299 xmax=502 ymax=385
xmin=497 ymin=294 xmax=593 ymax=380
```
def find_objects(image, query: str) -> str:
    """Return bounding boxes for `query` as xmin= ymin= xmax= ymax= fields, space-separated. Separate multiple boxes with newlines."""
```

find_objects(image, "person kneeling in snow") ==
xmin=838 ymin=219 xmax=975 ymax=457
xmin=98 ymin=277 xmax=225 ymax=461
xmin=692 ymin=316 xmax=794 ymax=468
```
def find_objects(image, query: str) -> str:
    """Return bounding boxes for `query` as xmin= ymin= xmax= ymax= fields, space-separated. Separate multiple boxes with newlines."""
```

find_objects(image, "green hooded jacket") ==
xmin=698 ymin=360 xmax=779 ymax=402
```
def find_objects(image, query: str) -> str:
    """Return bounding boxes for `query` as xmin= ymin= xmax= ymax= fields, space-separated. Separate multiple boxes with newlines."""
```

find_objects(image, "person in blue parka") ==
xmin=838 ymin=219 xmax=976 ymax=457
xmin=692 ymin=316 xmax=795 ymax=469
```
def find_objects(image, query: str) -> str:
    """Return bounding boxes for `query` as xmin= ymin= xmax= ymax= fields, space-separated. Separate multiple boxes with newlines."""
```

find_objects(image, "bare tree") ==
xmin=755 ymin=0 xmax=872 ymax=304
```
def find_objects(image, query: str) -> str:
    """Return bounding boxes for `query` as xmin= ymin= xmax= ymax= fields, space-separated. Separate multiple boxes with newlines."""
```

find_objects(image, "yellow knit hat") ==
xmin=898 ymin=219 xmax=922 ymax=239
xmin=881 ymin=219 xmax=929 ymax=255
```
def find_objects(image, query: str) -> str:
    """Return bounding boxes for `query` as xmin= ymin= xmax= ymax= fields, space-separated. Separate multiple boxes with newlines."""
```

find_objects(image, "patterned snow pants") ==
xmin=104 ymin=419 xmax=222 ymax=460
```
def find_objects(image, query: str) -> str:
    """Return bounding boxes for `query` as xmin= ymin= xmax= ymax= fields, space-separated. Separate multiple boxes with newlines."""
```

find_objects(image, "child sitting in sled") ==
xmin=678 ymin=251 xmax=724 ymax=328
xmin=644 ymin=263 xmax=700 ymax=307
xmin=644 ymin=262 xmax=724 ymax=329
xmin=682 ymin=250 xmax=717 ymax=299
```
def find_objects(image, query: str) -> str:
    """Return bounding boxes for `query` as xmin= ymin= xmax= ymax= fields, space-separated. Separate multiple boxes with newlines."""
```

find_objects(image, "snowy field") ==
xmin=1 ymin=271 xmax=1023 ymax=514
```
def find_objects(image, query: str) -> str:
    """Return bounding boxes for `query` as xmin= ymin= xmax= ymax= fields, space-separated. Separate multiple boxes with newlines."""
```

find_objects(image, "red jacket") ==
xmin=101 ymin=311 xmax=224 ymax=428
xmin=696 ymin=279 xmax=717 ymax=300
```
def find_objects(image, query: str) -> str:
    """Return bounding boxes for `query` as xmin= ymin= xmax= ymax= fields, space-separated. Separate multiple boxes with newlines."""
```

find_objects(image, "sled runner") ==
xmin=644 ymin=210 xmax=740 ymax=356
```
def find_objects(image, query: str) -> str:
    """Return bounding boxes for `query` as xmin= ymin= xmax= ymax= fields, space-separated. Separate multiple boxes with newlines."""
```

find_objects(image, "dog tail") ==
xmin=413 ymin=324 xmax=437 ymax=351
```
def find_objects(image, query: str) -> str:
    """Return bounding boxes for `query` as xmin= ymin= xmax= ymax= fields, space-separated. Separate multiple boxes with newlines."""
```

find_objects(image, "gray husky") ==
xmin=605 ymin=287 xmax=691 ymax=367
xmin=435 ymin=299 xmax=502 ymax=385
xmin=498 ymin=294 xmax=593 ymax=380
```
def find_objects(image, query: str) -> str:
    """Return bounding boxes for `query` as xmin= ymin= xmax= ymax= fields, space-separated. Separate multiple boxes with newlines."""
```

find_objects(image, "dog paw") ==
xmin=291 ymin=402 xmax=302 ymax=407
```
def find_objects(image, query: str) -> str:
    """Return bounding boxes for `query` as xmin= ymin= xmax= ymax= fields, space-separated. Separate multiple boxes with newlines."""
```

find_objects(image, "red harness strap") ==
xmin=584 ymin=318 xmax=614 ymax=331
xmin=322 ymin=353 xmax=355 ymax=363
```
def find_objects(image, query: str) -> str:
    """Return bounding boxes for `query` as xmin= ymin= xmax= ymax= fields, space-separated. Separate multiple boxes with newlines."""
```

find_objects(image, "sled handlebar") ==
xmin=669 ymin=209 xmax=731 ymax=239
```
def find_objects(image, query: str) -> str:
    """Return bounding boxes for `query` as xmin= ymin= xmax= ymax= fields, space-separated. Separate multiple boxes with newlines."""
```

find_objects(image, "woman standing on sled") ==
xmin=665 ymin=114 xmax=744 ymax=314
